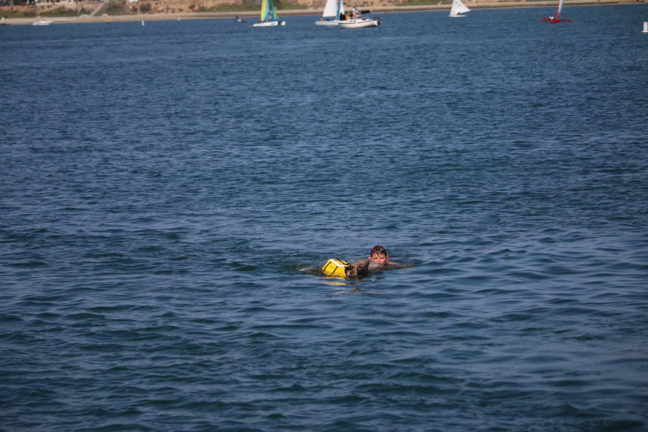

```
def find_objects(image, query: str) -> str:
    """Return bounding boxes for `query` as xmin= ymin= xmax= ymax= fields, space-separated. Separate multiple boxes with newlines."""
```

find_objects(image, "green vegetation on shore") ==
xmin=398 ymin=0 xmax=450 ymax=6
xmin=189 ymin=0 xmax=257 ymax=12
xmin=200 ymin=0 xmax=306 ymax=12
xmin=103 ymin=3 xmax=135 ymax=15
xmin=0 ymin=0 xmax=310 ymax=18
xmin=1 ymin=9 xmax=37 ymax=18
xmin=42 ymin=7 xmax=92 ymax=17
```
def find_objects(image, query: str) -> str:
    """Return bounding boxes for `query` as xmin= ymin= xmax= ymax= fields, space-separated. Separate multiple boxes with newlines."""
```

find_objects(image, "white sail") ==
xmin=556 ymin=0 xmax=564 ymax=18
xmin=450 ymin=0 xmax=470 ymax=16
xmin=323 ymin=0 xmax=344 ymax=18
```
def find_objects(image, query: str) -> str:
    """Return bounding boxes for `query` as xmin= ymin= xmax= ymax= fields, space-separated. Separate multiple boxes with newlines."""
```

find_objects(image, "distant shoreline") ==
xmin=0 ymin=0 xmax=639 ymax=26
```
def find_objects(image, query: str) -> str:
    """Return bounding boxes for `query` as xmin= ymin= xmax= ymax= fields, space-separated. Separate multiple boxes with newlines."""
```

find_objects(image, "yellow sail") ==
xmin=260 ymin=0 xmax=277 ymax=22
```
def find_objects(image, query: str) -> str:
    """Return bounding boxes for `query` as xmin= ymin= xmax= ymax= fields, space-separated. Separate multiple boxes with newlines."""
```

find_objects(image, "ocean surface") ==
xmin=1 ymin=5 xmax=648 ymax=431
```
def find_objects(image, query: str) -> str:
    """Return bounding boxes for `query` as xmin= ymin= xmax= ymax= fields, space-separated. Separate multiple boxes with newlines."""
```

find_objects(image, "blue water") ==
xmin=1 ymin=5 xmax=648 ymax=431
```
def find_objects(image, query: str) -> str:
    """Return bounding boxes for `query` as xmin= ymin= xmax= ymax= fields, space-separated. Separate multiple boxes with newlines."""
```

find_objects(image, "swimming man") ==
xmin=344 ymin=245 xmax=405 ymax=278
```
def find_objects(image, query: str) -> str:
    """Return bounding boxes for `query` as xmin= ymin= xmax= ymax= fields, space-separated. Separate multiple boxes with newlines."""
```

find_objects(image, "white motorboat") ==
xmin=339 ymin=17 xmax=380 ymax=28
xmin=32 ymin=19 xmax=53 ymax=26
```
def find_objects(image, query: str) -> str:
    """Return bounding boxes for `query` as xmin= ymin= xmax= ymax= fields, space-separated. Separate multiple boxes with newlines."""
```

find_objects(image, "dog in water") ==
xmin=344 ymin=260 xmax=370 ymax=279
xmin=309 ymin=245 xmax=407 ymax=280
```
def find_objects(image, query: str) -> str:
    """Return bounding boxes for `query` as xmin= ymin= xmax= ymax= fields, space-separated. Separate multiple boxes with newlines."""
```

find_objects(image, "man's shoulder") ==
xmin=386 ymin=262 xmax=411 ymax=269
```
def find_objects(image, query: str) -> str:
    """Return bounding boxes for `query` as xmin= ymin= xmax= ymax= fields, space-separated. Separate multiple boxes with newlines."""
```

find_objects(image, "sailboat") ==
xmin=541 ymin=0 xmax=572 ymax=23
xmin=338 ymin=15 xmax=381 ymax=28
xmin=338 ymin=6 xmax=381 ymax=28
xmin=253 ymin=0 xmax=286 ymax=27
xmin=449 ymin=0 xmax=470 ymax=18
xmin=315 ymin=0 xmax=344 ymax=26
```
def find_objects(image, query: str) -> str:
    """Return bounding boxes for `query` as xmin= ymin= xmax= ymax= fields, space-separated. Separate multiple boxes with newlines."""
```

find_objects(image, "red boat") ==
xmin=541 ymin=0 xmax=572 ymax=22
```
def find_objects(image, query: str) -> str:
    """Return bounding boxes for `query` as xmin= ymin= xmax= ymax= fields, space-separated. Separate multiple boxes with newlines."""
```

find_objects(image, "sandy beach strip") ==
xmin=0 ymin=0 xmax=638 ymax=26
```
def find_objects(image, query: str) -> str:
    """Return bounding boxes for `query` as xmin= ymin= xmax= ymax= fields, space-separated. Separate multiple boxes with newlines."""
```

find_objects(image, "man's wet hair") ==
xmin=371 ymin=245 xmax=387 ymax=256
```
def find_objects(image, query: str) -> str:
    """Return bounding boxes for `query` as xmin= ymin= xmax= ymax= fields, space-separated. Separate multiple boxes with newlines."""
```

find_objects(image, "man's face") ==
xmin=370 ymin=252 xmax=389 ymax=266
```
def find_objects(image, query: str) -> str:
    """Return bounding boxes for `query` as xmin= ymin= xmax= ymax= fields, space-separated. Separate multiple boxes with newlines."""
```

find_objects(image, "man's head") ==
xmin=369 ymin=245 xmax=389 ymax=266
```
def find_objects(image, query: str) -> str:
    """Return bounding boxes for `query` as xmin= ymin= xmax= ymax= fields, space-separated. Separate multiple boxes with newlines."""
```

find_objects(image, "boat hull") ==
xmin=540 ymin=17 xmax=572 ymax=22
xmin=315 ymin=20 xmax=340 ymax=26
xmin=339 ymin=18 xmax=380 ymax=28
xmin=253 ymin=20 xmax=286 ymax=27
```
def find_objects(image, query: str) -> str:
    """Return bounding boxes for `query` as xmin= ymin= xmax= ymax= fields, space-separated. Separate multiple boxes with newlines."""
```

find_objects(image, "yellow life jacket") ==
xmin=321 ymin=258 xmax=348 ymax=279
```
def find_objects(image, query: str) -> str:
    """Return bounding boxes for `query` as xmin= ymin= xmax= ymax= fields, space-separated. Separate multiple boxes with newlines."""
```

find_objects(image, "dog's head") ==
xmin=345 ymin=261 xmax=369 ymax=279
